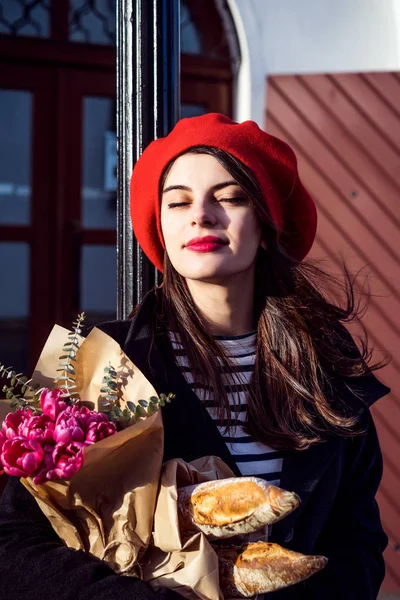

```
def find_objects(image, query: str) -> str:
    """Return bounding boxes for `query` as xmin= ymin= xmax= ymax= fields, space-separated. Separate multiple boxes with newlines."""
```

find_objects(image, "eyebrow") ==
xmin=162 ymin=180 xmax=240 ymax=195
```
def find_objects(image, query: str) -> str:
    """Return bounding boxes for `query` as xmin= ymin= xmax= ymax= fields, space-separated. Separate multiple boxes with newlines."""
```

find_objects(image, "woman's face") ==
xmin=160 ymin=153 xmax=263 ymax=283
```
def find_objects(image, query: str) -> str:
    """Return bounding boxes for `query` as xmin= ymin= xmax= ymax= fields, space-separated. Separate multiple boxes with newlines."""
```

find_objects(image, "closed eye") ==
xmin=167 ymin=201 xmax=191 ymax=209
xmin=216 ymin=197 xmax=248 ymax=205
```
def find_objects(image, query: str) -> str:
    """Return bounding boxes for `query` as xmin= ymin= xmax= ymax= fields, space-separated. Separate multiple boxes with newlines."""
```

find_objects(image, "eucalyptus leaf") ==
xmin=147 ymin=403 xmax=157 ymax=416
xmin=127 ymin=401 xmax=136 ymax=412
xmin=138 ymin=399 xmax=148 ymax=407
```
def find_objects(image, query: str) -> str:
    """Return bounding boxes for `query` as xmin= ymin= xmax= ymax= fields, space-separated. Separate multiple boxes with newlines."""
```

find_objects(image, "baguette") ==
xmin=177 ymin=477 xmax=300 ymax=539
xmin=215 ymin=541 xmax=328 ymax=596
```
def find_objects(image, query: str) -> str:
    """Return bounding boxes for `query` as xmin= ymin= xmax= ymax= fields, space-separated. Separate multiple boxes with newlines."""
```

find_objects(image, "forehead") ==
xmin=162 ymin=152 xmax=237 ymax=190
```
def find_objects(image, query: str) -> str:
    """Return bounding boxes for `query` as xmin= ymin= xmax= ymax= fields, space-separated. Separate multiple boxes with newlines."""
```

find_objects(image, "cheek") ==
xmin=233 ymin=212 xmax=262 ymax=249
xmin=160 ymin=210 xmax=181 ymax=253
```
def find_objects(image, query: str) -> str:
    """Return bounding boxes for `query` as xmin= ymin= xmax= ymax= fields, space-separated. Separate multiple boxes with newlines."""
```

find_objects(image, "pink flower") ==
xmin=85 ymin=420 xmax=116 ymax=444
xmin=54 ymin=408 xmax=85 ymax=445
xmin=74 ymin=406 xmax=109 ymax=430
xmin=40 ymin=388 xmax=68 ymax=421
xmin=2 ymin=408 xmax=31 ymax=440
xmin=1 ymin=437 xmax=44 ymax=477
xmin=32 ymin=446 xmax=57 ymax=484
xmin=50 ymin=441 xmax=84 ymax=479
xmin=18 ymin=414 xmax=55 ymax=444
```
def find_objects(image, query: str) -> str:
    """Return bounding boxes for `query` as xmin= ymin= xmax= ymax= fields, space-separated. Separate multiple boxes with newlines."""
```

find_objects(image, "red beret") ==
xmin=130 ymin=113 xmax=317 ymax=272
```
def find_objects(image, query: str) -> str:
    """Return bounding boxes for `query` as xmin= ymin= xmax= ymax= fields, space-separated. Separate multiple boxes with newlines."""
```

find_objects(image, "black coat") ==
xmin=0 ymin=291 xmax=390 ymax=600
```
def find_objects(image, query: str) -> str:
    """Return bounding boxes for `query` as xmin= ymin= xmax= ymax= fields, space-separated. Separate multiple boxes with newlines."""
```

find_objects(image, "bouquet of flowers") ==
xmin=0 ymin=316 xmax=327 ymax=599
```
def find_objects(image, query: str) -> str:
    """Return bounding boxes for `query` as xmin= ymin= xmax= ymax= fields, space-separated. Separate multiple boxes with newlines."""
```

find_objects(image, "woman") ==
xmin=0 ymin=113 xmax=390 ymax=600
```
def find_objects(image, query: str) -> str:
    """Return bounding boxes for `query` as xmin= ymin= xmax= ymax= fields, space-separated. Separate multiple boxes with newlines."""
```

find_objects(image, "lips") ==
xmin=185 ymin=236 xmax=228 ymax=253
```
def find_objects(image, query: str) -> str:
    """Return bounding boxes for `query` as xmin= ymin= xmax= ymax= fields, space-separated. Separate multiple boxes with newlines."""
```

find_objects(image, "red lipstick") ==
xmin=185 ymin=235 xmax=228 ymax=253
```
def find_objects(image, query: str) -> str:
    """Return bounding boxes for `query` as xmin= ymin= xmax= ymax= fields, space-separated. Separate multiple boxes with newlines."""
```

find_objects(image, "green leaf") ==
xmin=127 ymin=401 xmax=136 ymax=412
xmin=100 ymin=386 xmax=109 ymax=393
xmin=10 ymin=398 xmax=19 ymax=407
xmin=138 ymin=399 xmax=148 ymax=407
xmin=147 ymin=403 xmax=158 ymax=416
xmin=114 ymin=406 xmax=123 ymax=418
xmin=134 ymin=405 xmax=145 ymax=419
xmin=11 ymin=377 xmax=16 ymax=387
xmin=21 ymin=385 xmax=27 ymax=394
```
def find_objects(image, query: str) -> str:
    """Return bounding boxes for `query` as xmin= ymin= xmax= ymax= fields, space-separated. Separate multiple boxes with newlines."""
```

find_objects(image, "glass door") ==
xmin=57 ymin=69 xmax=117 ymax=330
xmin=0 ymin=63 xmax=56 ymax=374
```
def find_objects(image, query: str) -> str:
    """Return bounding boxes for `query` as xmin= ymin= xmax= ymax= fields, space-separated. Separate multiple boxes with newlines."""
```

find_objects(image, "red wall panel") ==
xmin=266 ymin=72 xmax=400 ymax=593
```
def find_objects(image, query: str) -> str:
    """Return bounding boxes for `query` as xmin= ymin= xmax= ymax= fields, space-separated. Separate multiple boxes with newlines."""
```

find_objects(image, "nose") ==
xmin=191 ymin=199 xmax=217 ymax=227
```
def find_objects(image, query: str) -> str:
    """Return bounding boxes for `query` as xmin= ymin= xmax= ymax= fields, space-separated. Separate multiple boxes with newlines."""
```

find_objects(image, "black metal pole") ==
xmin=116 ymin=0 xmax=180 ymax=318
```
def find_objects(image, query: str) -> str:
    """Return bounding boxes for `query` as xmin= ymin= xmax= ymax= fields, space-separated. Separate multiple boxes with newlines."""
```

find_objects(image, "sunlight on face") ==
xmin=160 ymin=153 xmax=262 ymax=284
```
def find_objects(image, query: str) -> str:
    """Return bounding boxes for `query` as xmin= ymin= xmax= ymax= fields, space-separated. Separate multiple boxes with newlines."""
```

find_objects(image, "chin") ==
xmin=181 ymin=264 xmax=253 ymax=284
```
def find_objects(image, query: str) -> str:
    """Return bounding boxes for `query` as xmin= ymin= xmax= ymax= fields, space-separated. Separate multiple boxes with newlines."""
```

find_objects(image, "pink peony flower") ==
xmin=32 ymin=446 xmax=57 ymax=484
xmin=1 ymin=436 xmax=44 ymax=478
xmin=40 ymin=388 xmax=68 ymax=421
xmin=85 ymin=420 xmax=116 ymax=444
xmin=54 ymin=408 xmax=85 ymax=445
xmin=50 ymin=441 xmax=85 ymax=479
xmin=2 ymin=408 xmax=31 ymax=440
xmin=18 ymin=414 xmax=55 ymax=444
xmin=74 ymin=405 xmax=109 ymax=430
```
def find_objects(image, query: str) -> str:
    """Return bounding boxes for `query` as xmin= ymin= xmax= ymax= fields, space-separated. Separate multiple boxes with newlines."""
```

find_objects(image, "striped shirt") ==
xmin=169 ymin=330 xmax=283 ymax=488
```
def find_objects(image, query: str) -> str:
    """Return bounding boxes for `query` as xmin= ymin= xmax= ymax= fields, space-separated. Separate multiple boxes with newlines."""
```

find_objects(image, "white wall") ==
xmin=227 ymin=0 xmax=400 ymax=125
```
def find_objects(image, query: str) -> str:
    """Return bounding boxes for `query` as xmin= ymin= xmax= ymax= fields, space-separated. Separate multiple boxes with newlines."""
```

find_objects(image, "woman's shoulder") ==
xmin=328 ymin=322 xmax=390 ymax=411
xmin=82 ymin=290 xmax=161 ymax=350
xmin=82 ymin=319 xmax=134 ymax=350
xmin=92 ymin=319 xmax=132 ymax=348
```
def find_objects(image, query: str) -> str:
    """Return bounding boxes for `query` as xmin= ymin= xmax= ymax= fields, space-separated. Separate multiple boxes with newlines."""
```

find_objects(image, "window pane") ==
xmin=80 ymin=245 xmax=116 ymax=325
xmin=0 ymin=0 xmax=50 ymax=38
xmin=181 ymin=104 xmax=208 ymax=118
xmin=180 ymin=1 xmax=203 ymax=55
xmin=69 ymin=0 xmax=116 ymax=46
xmin=0 ymin=243 xmax=30 ymax=374
xmin=82 ymin=97 xmax=116 ymax=229
xmin=0 ymin=91 xmax=32 ymax=225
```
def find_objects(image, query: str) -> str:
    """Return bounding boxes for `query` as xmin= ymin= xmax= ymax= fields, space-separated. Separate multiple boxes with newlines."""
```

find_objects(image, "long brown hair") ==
xmin=157 ymin=146 xmax=386 ymax=451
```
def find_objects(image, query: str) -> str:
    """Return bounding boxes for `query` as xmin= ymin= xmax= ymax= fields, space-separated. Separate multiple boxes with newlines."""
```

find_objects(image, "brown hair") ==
xmin=157 ymin=146 xmax=386 ymax=451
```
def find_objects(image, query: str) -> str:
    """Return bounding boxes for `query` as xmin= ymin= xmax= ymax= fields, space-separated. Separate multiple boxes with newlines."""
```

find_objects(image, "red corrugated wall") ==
xmin=265 ymin=72 xmax=400 ymax=593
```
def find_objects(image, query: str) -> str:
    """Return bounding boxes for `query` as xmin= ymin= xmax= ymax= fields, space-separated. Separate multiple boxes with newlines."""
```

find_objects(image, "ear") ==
xmin=260 ymin=239 xmax=268 ymax=250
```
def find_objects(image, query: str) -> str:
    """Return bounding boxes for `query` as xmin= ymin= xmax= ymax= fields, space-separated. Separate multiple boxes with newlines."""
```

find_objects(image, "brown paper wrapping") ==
xmin=21 ymin=325 xmax=164 ymax=573
xmin=143 ymin=456 xmax=235 ymax=600
xmin=12 ymin=325 xmax=231 ymax=599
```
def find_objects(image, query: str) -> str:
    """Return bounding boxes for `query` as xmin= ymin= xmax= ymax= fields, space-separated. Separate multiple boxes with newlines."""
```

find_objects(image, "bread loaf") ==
xmin=215 ymin=541 xmax=328 ymax=597
xmin=177 ymin=477 xmax=300 ymax=539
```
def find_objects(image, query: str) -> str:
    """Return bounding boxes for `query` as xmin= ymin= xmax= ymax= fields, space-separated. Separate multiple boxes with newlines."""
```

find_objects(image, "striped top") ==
xmin=169 ymin=330 xmax=283 ymax=488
